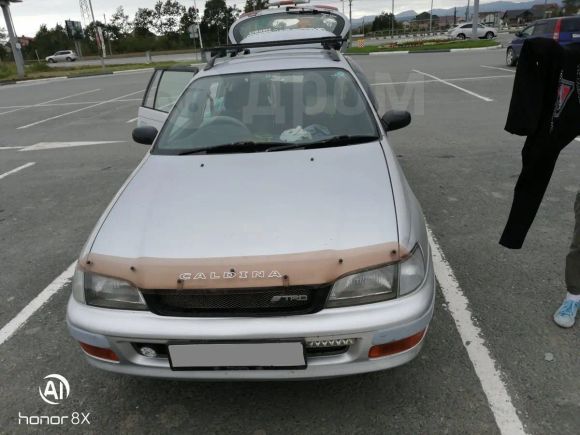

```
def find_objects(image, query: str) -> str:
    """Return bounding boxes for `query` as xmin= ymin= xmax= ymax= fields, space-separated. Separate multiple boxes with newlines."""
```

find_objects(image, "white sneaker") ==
xmin=553 ymin=299 xmax=578 ymax=328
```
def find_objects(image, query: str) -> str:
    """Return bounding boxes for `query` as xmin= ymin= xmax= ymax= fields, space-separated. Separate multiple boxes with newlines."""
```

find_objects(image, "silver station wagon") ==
xmin=66 ymin=4 xmax=435 ymax=379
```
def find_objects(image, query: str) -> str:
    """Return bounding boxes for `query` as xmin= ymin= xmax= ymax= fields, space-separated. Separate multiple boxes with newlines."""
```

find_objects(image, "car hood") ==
xmin=86 ymin=142 xmax=403 ymax=289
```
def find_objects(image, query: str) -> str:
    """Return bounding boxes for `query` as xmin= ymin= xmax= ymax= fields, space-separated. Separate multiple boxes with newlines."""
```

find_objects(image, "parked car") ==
xmin=67 ymin=3 xmax=435 ymax=380
xmin=448 ymin=23 xmax=497 ymax=39
xmin=45 ymin=50 xmax=77 ymax=63
xmin=506 ymin=16 xmax=580 ymax=66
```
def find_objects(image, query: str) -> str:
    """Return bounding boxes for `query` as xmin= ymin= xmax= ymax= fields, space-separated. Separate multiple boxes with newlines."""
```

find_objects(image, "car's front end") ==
xmin=66 ymin=48 xmax=435 ymax=380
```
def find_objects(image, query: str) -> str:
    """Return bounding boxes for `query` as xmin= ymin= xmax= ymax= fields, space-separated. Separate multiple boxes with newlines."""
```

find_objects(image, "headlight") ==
xmin=326 ymin=264 xmax=397 ymax=307
xmin=72 ymin=269 xmax=147 ymax=310
xmin=326 ymin=245 xmax=426 ymax=307
xmin=399 ymin=245 xmax=426 ymax=296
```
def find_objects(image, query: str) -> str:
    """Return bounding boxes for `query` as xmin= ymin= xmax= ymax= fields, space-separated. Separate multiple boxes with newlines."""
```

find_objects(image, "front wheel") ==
xmin=485 ymin=32 xmax=494 ymax=40
xmin=47 ymin=58 xmax=55 ymax=63
xmin=66 ymin=57 xmax=72 ymax=62
xmin=506 ymin=48 xmax=517 ymax=67
xmin=457 ymin=33 xmax=466 ymax=40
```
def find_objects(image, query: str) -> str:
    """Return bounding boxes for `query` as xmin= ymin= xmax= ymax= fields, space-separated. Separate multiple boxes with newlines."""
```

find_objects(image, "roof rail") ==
xmin=203 ymin=36 xmax=346 ymax=70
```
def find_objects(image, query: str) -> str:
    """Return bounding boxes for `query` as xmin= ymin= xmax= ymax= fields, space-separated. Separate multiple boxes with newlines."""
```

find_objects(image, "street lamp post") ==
xmin=429 ymin=0 xmax=434 ymax=33
xmin=0 ymin=0 xmax=25 ymax=78
xmin=471 ymin=0 xmax=479 ymax=39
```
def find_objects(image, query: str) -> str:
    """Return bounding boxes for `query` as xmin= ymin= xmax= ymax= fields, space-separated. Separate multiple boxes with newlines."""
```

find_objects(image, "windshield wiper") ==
xmin=265 ymin=135 xmax=379 ymax=152
xmin=177 ymin=141 xmax=286 ymax=155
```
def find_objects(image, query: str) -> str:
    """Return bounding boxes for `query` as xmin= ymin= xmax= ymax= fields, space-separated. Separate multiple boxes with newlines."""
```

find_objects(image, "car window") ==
xmin=143 ymin=70 xmax=162 ymax=109
xmin=562 ymin=18 xmax=580 ymax=32
xmin=232 ymin=11 xmax=344 ymax=42
xmin=154 ymin=71 xmax=194 ymax=112
xmin=521 ymin=25 xmax=534 ymax=37
xmin=153 ymin=68 xmax=379 ymax=154
xmin=461 ymin=24 xmax=472 ymax=29
xmin=533 ymin=21 xmax=555 ymax=35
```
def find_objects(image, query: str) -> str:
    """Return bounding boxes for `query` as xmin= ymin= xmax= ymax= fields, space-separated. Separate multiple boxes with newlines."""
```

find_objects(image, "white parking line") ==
xmin=17 ymin=89 xmax=144 ymax=129
xmin=126 ymin=117 xmax=138 ymax=123
xmin=0 ymin=162 xmax=36 ymax=180
xmin=20 ymin=141 xmax=124 ymax=151
xmin=0 ymin=262 xmax=76 ymax=347
xmin=0 ymin=89 xmax=101 ymax=116
xmin=412 ymin=69 xmax=494 ymax=102
xmin=0 ymin=98 xmax=141 ymax=110
xmin=481 ymin=65 xmax=516 ymax=73
xmin=371 ymin=74 xmax=514 ymax=86
xmin=427 ymin=227 xmax=527 ymax=435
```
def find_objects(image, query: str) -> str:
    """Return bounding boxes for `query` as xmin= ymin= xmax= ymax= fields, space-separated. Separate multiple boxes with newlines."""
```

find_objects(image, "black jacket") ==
xmin=500 ymin=39 xmax=580 ymax=249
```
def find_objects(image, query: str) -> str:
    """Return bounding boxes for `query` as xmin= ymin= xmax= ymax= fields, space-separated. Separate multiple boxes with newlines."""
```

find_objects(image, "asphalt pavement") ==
xmin=0 ymin=49 xmax=578 ymax=434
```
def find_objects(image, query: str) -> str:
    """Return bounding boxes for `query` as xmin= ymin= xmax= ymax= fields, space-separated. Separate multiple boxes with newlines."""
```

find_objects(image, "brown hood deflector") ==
xmin=81 ymin=242 xmax=408 ymax=290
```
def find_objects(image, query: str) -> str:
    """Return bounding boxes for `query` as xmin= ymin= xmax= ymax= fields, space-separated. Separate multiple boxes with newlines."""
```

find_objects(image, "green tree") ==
xmin=201 ymin=0 xmax=240 ymax=45
xmin=27 ymin=24 xmax=71 ymax=58
xmin=110 ymin=6 xmax=132 ymax=37
xmin=562 ymin=0 xmax=580 ymax=15
xmin=134 ymin=7 xmax=156 ymax=36
xmin=180 ymin=6 xmax=200 ymax=33
xmin=0 ymin=27 xmax=7 ymax=61
xmin=371 ymin=12 xmax=398 ymax=32
xmin=243 ymin=0 xmax=268 ymax=13
xmin=152 ymin=0 xmax=186 ymax=35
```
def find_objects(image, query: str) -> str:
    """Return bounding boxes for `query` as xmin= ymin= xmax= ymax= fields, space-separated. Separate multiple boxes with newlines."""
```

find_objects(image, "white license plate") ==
xmin=168 ymin=342 xmax=306 ymax=370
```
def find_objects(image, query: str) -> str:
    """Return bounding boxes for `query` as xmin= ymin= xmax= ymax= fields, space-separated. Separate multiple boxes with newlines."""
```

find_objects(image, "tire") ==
xmin=457 ymin=33 xmax=466 ymax=40
xmin=506 ymin=48 xmax=517 ymax=67
xmin=47 ymin=58 xmax=55 ymax=63
xmin=66 ymin=57 xmax=72 ymax=62
xmin=485 ymin=32 xmax=494 ymax=40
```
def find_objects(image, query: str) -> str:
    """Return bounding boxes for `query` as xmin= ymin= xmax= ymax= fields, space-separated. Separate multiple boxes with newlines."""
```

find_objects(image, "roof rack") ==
xmin=203 ymin=36 xmax=346 ymax=70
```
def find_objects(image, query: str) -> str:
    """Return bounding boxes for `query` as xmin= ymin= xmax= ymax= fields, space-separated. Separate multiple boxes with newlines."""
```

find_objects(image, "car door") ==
xmin=137 ymin=67 xmax=198 ymax=130
xmin=559 ymin=17 xmax=580 ymax=45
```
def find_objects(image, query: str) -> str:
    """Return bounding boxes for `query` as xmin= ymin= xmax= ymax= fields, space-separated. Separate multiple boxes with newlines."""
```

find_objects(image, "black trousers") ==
xmin=566 ymin=192 xmax=580 ymax=295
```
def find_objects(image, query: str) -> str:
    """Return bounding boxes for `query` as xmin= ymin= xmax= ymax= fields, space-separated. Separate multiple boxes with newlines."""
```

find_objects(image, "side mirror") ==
xmin=381 ymin=110 xmax=411 ymax=132
xmin=132 ymin=126 xmax=158 ymax=145
xmin=515 ymin=31 xmax=523 ymax=37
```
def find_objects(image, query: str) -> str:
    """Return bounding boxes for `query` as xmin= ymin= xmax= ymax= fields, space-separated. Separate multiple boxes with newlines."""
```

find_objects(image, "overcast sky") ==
xmin=5 ymin=0 xmax=529 ymax=36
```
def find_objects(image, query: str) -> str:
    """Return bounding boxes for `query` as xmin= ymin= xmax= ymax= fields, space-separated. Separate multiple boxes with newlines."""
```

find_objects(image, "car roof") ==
xmin=196 ymin=47 xmax=351 ymax=78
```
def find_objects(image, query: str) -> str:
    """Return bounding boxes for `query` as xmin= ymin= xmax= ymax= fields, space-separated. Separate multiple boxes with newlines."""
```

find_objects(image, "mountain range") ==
xmin=350 ymin=0 xmax=564 ymax=26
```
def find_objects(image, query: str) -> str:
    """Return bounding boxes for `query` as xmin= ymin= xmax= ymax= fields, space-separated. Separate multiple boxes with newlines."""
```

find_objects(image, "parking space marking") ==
xmin=126 ymin=117 xmax=138 ymax=123
xmin=0 ymin=98 xmax=141 ymax=110
xmin=412 ymin=69 xmax=494 ymax=102
xmin=428 ymin=227 xmax=527 ymax=435
xmin=0 ymin=162 xmax=36 ymax=180
xmin=0 ymin=89 xmax=101 ymax=116
xmin=0 ymin=263 xmax=76 ymax=347
xmin=17 ymin=89 xmax=145 ymax=130
xmin=19 ymin=141 xmax=124 ymax=151
xmin=371 ymin=74 xmax=514 ymax=86
xmin=481 ymin=65 xmax=516 ymax=73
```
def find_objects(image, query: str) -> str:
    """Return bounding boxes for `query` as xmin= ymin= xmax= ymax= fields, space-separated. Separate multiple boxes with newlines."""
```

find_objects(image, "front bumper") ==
xmin=66 ymin=258 xmax=435 ymax=380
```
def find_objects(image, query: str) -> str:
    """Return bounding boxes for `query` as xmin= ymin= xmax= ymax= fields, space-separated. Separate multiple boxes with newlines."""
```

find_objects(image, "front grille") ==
xmin=142 ymin=285 xmax=331 ymax=317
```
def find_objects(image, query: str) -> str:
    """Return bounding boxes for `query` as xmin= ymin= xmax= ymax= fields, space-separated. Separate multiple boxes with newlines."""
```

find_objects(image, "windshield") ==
xmin=232 ymin=12 xmax=344 ymax=42
xmin=153 ymin=68 xmax=379 ymax=154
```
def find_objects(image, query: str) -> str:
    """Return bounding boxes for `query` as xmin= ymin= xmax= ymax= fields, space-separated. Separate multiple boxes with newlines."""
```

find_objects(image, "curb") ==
xmin=358 ymin=44 xmax=501 ymax=56
xmin=66 ymin=71 xmax=114 ymax=79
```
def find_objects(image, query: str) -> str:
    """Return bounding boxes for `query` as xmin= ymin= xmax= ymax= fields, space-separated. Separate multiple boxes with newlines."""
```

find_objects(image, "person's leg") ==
xmin=565 ymin=191 xmax=580 ymax=295
xmin=554 ymin=191 xmax=580 ymax=328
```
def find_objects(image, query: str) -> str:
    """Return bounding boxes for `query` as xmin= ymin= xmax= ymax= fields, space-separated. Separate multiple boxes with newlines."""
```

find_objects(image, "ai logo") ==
xmin=38 ymin=374 xmax=70 ymax=405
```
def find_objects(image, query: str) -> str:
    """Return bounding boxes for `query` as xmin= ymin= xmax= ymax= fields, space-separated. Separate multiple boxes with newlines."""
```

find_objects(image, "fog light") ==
xmin=139 ymin=346 xmax=158 ymax=358
xmin=79 ymin=342 xmax=119 ymax=362
xmin=368 ymin=330 xmax=426 ymax=359
xmin=305 ymin=338 xmax=355 ymax=348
